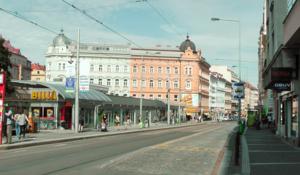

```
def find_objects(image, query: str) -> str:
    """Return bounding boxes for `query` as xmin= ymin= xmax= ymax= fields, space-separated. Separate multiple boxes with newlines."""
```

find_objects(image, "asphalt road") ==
xmin=0 ymin=122 xmax=236 ymax=175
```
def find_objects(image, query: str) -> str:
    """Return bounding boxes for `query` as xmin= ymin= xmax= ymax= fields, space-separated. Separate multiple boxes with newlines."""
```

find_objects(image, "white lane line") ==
xmin=249 ymin=150 xmax=300 ymax=153
xmin=251 ymin=162 xmax=300 ymax=165
xmin=248 ymin=144 xmax=286 ymax=146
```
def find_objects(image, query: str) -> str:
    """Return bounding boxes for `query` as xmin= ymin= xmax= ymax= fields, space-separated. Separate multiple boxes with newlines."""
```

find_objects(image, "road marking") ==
xmin=248 ymin=144 xmax=286 ymax=145
xmin=251 ymin=162 xmax=300 ymax=165
xmin=53 ymin=143 xmax=67 ymax=147
xmin=249 ymin=150 xmax=300 ymax=153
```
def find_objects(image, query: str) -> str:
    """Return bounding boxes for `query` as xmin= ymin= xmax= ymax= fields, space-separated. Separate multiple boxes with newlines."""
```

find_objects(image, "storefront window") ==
xmin=291 ymin=97 xmax=298 ymax=137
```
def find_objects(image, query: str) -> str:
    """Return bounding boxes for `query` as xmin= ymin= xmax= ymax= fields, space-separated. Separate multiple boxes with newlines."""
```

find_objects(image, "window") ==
xmin=133 ymin=79 xmax=137 ymax=87
xmin=133 ymin=94 xmax=136 ymax=97
xmin=158 ymin=94 xmax=162 ymax=99
xmin=133 ymin=65 xmax=137 ymax=73
xmin=142 ymin=65 xmax=146 ymax=73
xmin=90 ymin=78 xmax=94 ymax=84
xmin=166 ymin=67 xmax=170 ymax=74
xmin=116 ymin=65 xmax=119 ymax=72
xmin=174 ymin=95 xmax=178 ymax=101
xmin=188 ymin=67 xmax=192 ymax=75
xmin=185 ymin=80 xmax=192 ymax=89
xmin=158 ymin=67 xmax=162 ymax=73
xmin=150 ymin=66 xmax=154 ymax=73
xmin=174 ymin=80 xmax=179 ymax=88
xmin=174 ymin=67 xmax=179 ymax=74
xmin=166 ymin=80 xmax=170 ymax=89
xmin=150 ymin=80 xmax=154 ymax=88
xmin=115 ymin=79 xmax=119 ymax=87
xmin=141 ymin=94 xmax=145 ymax=98
xmin=37 ymin=71 xmax=40 ymax=74
xmin=107 ymin=65 xmax=111 ymax=72
xmin=123 ymin=79 xmax=128 ymax=87
xmin=107 ymin=79 xmax=111 ymax=86
xmin=99 ymin=65 xmax=102 ymax=72
xmin=58 ymin=63 xmax=61 ymax=70
xmin=158 ymin=80 xmax=162 ymax=88
xmin=185 ymin=67 xmax=188 ymax=74
xmin=98 ymin=79 xmax=102 ymax=85
xmin=150 ymin=94 xmax=153 ymax=99
xmin=62 ymin=63 xmax=65 ymax=70
xmin=142 ymin=80 xmax=146 ymax=87
xmin=124 ymin=65 xmax=128 ymax=72
xmin=90 ymin=64 xmax=94 ymax=72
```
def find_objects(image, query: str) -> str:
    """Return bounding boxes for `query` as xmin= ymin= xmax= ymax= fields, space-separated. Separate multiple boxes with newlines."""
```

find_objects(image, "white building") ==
xmin=210 ymin=65 xmax=239 ymax=114
xmin=209 ymin=72 xmax=226 ymax=119
xmin=45 ymin=31 xmax=131 ymax=96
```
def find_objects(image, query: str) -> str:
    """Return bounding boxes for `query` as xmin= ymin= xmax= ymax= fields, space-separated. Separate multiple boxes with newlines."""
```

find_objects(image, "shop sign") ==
xmin=31 ymin=91 xmax=57 ymax=100
xmin=271 ymin=68 xmax=293 ymax=81
xmin=232 ymin=82 xmax=245 ymax=99
xmin=271 ymin=82 xmax=291 ymax=91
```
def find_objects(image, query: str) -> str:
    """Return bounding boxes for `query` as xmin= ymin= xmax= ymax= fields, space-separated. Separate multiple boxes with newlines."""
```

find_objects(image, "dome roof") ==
xmin=53 ymin=30 xmax=72 ymax=46
xmin=179 ymin=35 xmax=196 ymax=52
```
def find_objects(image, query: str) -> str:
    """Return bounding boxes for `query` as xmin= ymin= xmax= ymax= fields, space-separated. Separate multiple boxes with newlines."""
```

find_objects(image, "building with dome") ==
xmin=45 ymin=30 xmax=131 ymax=96
xmin=46 ymin=33 xmax=210 ymax=118
xmin=130 ymin=35 xmax=210 ymax=118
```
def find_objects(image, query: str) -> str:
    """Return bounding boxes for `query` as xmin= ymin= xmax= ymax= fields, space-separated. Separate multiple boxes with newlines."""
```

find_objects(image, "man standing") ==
xmin=5 ymin=107 xmax=13 ymax=144
xmin=18 ymin=110 xmax=29 ymax=140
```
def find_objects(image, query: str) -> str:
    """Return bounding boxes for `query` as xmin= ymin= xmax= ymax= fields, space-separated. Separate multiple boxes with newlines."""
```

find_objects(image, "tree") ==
xmin=0 ymin=37 xmax=13 ymax=94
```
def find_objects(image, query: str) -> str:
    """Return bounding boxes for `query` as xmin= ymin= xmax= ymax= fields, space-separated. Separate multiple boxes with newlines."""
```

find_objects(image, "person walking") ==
xmin=18 ymin=110 xmax=29 ymax=140
xmin=14 ymin=113 xmax=21 ymax=141
xmin=79 ymin=117 xmax=84 ymax=132
xmin=5 ymin=107 xmax=14 ymax=144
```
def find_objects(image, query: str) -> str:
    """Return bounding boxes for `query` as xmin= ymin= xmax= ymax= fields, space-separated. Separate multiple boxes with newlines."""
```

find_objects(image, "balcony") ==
xmin=284 ymin=0 xmax=300 ymax=48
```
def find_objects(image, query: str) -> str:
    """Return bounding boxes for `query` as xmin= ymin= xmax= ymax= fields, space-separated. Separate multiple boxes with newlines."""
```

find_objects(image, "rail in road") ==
xmin=0 ymin=122 xmax=236 ymax=175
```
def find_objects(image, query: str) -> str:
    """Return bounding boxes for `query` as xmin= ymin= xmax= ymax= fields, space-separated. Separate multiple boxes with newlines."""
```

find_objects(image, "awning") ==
xmin=10 ymin=80 xmax=111 ymax=103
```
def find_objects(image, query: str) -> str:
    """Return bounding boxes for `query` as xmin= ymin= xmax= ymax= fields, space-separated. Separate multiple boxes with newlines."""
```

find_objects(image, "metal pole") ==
xmin=167 ymin=89 xmax=170 ymax=125
xmin=75 ymin=28 xmax=80 ymax=133
xmin=139 ymin=55 xmax=144 ymax=127
xmin=238 ymin=21 xmax=242 ymax=123
xmin=178 ymin=59 xmax=181 ymax=124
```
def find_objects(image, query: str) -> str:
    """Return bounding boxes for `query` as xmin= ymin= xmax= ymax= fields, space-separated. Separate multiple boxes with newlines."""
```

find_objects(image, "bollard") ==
xmin=235 ymin=131 xmax=240 ymax=165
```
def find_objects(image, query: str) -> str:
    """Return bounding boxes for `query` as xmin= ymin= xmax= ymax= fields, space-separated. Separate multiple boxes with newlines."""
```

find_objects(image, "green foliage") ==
xmin=0 ymin=37 xmax=13 ymax=94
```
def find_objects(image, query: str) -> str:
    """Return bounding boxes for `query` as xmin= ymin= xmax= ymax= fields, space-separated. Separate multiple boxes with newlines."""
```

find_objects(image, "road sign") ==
xmin=233 ymin=82 xmax=244 ymax=99
xmin=65 ymin=77 xmax=75 ymax=93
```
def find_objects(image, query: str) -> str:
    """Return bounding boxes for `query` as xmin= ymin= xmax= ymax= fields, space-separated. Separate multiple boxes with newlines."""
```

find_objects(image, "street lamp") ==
xmin=211 ymin=17 xmax=242 ymax=125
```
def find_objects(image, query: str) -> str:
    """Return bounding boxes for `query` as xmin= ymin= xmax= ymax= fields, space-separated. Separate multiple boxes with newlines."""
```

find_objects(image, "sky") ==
xmin=0 ymin=0 xmax=263 ymax=86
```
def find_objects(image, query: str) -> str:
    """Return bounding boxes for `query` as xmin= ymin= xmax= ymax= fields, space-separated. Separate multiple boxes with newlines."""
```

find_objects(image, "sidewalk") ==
xmin=244 ymin=128 xmax=300 ymax=175
xmin=0 ymin=121 xmax=207 ymax=150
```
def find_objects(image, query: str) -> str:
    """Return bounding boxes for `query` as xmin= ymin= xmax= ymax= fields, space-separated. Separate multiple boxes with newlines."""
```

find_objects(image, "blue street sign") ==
xmin=66 ymin=77 xmax=75 ymax=93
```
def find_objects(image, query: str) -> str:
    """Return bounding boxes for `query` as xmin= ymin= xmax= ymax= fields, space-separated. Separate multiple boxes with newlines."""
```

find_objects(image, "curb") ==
xmin=212 ymin=126 xmax=237 ymax=175
xmin=241 ymin=127 xmax=250 ymax=175
xmin=0 ymin=122 xmax=206 ymax=150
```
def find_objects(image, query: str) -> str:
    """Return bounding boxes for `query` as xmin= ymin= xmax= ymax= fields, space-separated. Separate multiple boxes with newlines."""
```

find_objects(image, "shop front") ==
xmin=7 ymin=80 xmax=111 ymax=131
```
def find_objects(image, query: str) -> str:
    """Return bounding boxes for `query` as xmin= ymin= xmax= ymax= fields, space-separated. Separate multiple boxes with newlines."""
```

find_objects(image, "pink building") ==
xmin=130 ymin=36 xmax=210 ymax=116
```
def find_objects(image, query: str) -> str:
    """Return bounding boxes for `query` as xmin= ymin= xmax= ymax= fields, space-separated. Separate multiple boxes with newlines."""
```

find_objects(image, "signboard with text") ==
xmin=271 ymin=82 xmax=291 ymax=92
xmin=79 ymin=60 xmax=90 ymax=92
xmin=232 ymin=82 xmax=245 ymax=99
xmin=65 ymin=77 xmax=75 ymax=93
xmin=271 ymin=68 xmax=293 ymax=81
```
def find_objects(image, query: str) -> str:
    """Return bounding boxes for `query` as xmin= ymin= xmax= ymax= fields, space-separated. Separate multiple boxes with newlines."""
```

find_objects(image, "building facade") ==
xmin=3 ymin=39 xmax=31 ymax=80
xmin=31 ymin=63 xmax=46 ymax=81
xmin=262 ymin=0 xmax=300 ymax=146
xmin=45 ymin=31 xmax=131 ymax=96
xmin=209 ymin=72 xmax=226 ymax=120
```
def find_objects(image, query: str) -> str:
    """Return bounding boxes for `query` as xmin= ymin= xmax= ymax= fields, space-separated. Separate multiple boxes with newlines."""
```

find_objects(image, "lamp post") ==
xmin=75 ymin=28 xmax=80 ymax=133
xmin=211 ymin=17 xmax=242 ymax=124
xmin=139 ymin=55 xmax=144 ymax=128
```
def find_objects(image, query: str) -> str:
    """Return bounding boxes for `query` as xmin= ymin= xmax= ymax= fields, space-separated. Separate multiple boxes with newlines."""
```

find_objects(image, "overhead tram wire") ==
xmin=61 ymin=0 xmax=142 ymax=49
xmin=0 ymin=7 xmax=58 ymax=35
xmin=142 ymin=0 xmax=184 ymax=40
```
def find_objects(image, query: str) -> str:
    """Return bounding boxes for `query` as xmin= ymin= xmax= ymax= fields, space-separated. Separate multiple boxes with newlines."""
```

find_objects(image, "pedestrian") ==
xmin=267 ymin=114 xmax=272 ymax=129
xmin=79 ymin=117 xmax=84 ymax=132
xmin=101 ymin=115 xmax=107 ymax=132
xmin=18 ymin=110 xmax=29 ymax=140
xmin=4 ymin=107 xmax=14 ymax=144
xmin=14 ymin=112 xmax=21 ymax=141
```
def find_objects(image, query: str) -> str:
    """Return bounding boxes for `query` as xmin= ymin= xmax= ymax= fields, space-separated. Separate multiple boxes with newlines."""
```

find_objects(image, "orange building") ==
xmin=31 ymin=63 xmax=46 ymax=81
xmin=130 ymin=36 xmax=210 ymax=116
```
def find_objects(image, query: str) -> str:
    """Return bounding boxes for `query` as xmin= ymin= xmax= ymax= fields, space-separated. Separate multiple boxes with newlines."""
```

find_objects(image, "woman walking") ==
xmin=18 ymin=110 xmax=29 ymax=140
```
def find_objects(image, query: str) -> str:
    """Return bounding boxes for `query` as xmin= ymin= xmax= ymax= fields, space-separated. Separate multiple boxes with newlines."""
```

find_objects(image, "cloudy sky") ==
xmin=0 ymin=0 xmax=263 ymax=86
